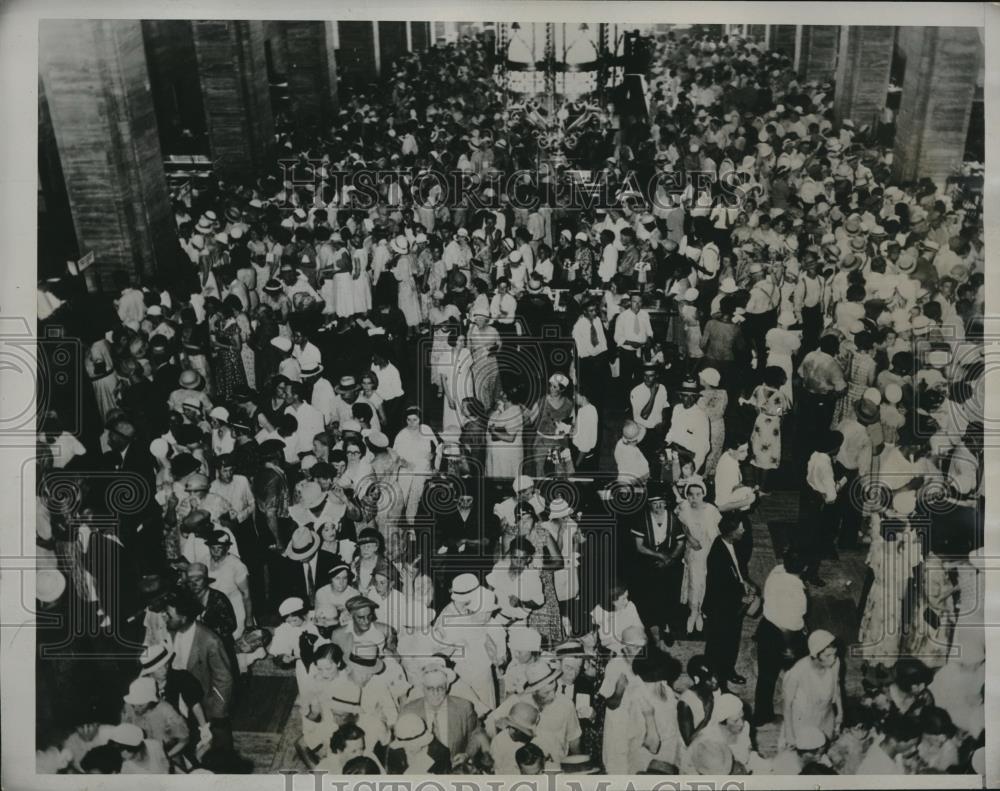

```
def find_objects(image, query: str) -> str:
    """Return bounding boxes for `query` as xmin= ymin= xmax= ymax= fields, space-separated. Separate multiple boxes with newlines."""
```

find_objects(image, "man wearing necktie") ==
xmin=613 ymin=291 xmax=654 ymax=391
xmin=571 ymin=300 xmax=609 ymax=404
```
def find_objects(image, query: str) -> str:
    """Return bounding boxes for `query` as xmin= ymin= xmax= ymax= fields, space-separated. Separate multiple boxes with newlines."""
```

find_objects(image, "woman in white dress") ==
xmin=351 ymin=236 xmax=373 ymax=316
xmin=333 ymin=249 xmax=357 ymax=318
xmin=765 ymin=311 xmax=801 ymax=405
xmin=392 ymin=407 xmax=439 ymax=523
xmin=542 ymin=498 xmax=582 ymax=635
xmin=207 ymin=533 xmax=252 ymax=640
xmin=675 ymin=480 xmax=721 ymax=634
xmin=393 ymin=247 xmax=422 ymax=334
xmin=440 ymin=333 xmax=474 ymax=440
xmin=428 ymin=297 xmax=460 ymax=396
xmin=87 ymin=337 xmax=119 ymax=421
xmin=486 ymin=388 xmax=525 ymax=479
xmin=297 ymin=641 xmax=347 ymax=756
xmin=315 ymin=563 xmax=361 ymax=613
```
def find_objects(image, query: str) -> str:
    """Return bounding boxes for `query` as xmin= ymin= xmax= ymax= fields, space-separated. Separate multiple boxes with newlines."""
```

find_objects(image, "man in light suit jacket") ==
xmin=400 ymin=663 xmax=487 ymax=763
xmin=162 ymin=590 xmax=235 ymax=751
xmin=703 ymin=515 xmax=754 ymax=690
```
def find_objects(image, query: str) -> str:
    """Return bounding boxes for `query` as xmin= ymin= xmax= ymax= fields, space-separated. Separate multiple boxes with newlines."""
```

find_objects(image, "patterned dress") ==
xmin=749 ymin=384 xmax=789 ymax=471
xmin=698 ymin=386 xmax=728 ymax=477
xmin=213 ymin=318 xmax=248 ymax=402
xmin=834 ymin=350 xmax=876 ymax=424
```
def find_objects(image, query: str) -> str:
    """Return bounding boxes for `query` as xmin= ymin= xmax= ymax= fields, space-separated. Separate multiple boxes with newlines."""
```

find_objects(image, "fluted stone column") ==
xmin=39 ymin=20 xmax=175 ymax=284
xmin=799 ymin=25 xmax=839 ymax=83
xmin=191 ymin=20 xmax=275 ymax=178
xmin=833 ymin=26 xmax=895 ymax=130
xmin=282 ymin=21 xmax=339 ymax=127
xmin=892 ymin=27 xmax=982 ymax=185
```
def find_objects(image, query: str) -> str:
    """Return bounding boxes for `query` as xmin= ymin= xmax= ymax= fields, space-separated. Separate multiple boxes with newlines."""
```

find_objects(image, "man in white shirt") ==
xmin=209 ymin=454 xmax=255 ymax=528
xmin=744 ymin=263 xmax=780 ymax=371
xmin=292 ymin=330 xmax=322 ymax=371
xmin=613 ymin=292 xmax=654 ymax=389
xmin=444 ymin=228 xmax=473 ymax=277
xmin=613 ymin=421 xmax=649 ymax=484
xmin=598 ymin=230 xmax=619 ymax=283
xmin=116 ymin=278 xmax=146 ymax=331
xmin=572 ymin=300 xmax=608 ymax=399
xmin=303 ymin=364 xmax=337 ymax=427
xmin=800 ymin=431 xmax=846 ymax=587
xmin=713 ymin=436 xmax=757 ymax=568
xmin=489 ymin=279 xmax=518 ymax=331
xmin=571 ymin=390 xmax=599 ymax=473
xmin=283 ymin=381 xmax=325 ymax=458
xmin=856 ymin=715 xmax=921 ymax=774
xmin=630 ymin=365 xmax=669 ymax=450
xmin=753 ymin=554 xmax=808 ymax=725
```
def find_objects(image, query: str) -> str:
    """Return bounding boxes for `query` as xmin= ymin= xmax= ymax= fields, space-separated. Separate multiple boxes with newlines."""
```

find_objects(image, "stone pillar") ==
xmin=191 ymin=20 xmax=274 ymax=178
xmin=378 ymin=21 xmax=409 ymax=76
xmin=410 ymin=21 xmax=431 ymax=52
xmin=770 ymin=25 xmax=796 ymax=59
xmin=833 ymin=26 xmax=895 ymax=130
xmin=141 ymin=21 xmax=207 ymax=154
xmin=282 ymin=21 xmax=338 ymax=127
xmin=39 ymin=20 xmax=175 ymax=285
xmin=338 ymin=21 xmax=379 ymax=90
xmin=892 ymin=27 xmax=982 ymax=185
xmin=264 ymin=20 xmax=289 ymax=77
xmin=800 ymin=25 xmax=839 ymax=83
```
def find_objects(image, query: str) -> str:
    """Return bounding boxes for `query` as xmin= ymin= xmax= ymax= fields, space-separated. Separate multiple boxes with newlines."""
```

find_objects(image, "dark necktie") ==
xmin=305 ymin=563 xmax=315 ymax=600
xmin=590 ymin=319 xmax=600 ymax=348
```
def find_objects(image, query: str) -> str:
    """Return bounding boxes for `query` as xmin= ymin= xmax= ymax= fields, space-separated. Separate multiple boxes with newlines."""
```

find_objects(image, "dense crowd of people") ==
xmin=35 ymin=26 xmax=985 ymax=776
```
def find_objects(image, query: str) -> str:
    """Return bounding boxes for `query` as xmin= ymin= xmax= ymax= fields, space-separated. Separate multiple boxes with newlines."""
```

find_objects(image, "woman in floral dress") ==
xmin=857 ymin=503 xmax=923 ymax=678
xmin=497 ymin=504 xmax=565 ymax=647
xmin=745 ymin=366 xmax=790 ymax=493
xmin=902 ymin=551 xmax=959 ymax=669
xmin=234 ymin=301 xmax=256 ymax=390
xmin=696 ymin=367 xmax=728 ymax=477
xmin=834 ymin=330 xmax=876 ymax=424
xmin=529 ymin=374 xmax=574 ymax=478
xmin=212 ymin=296 xmax=248 ymax=402
xmin=85 ymin=334 xmax=119 ymax=421
xmin=486 ymin=388 xmax=524 ymax=479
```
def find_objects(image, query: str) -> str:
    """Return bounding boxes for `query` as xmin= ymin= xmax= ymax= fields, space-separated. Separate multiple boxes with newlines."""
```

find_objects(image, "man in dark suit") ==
xmin=184 ymin=563 xmax=238 ymax=670
xmin=271 ymin=526 xmax=336 ymax=608
xmin=162 ymin=590 xmax=235 ymax=752
xmin=399 ymin=663 xmax=487 ymax=762
xmin=150 ymin=336 xmax=181 ymax=407
xmin=75 ymin=518 xmax=142 ymax=638
xmin=102 ymin=417 xmax=161 ymax=572
xmin=702 ymin=515 xmax=753 ymax=689
xmin=430 ymin=492 xmax=491 ymax=610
